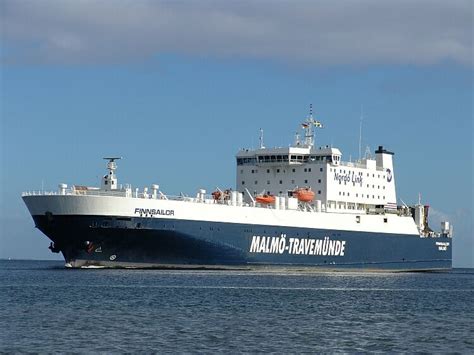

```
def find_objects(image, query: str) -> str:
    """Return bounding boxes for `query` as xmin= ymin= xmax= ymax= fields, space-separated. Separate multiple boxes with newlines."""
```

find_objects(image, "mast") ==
xmin=259 ymin=128 xmax=265 ymax=149
xmin=358 ymin=105 xmax=364 ymax=162
xmin=302 ymin=104 xmax=323 ymax=148
xmin=102 ymin=157 xmax=122 ymax=190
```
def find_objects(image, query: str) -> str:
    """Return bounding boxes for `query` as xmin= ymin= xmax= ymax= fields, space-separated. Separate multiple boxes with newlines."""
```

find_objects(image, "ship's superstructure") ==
xmin=22 ymin=107 xmax=453 ymax=269
xmin=237 ymin=108 xmax=396 ymax=214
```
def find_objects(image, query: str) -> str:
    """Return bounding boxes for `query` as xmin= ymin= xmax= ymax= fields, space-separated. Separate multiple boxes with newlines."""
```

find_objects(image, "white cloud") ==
xmin=1 ymin=0 xmax=472 ymax=66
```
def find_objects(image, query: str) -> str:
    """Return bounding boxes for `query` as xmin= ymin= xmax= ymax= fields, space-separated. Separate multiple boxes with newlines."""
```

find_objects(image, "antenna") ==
xmin=358 ymin=105 xmax=364 ymax=162
xmin=295 ymin=132 xmax=301 ymax=146
xmin=400 ymin=198 xmax=409 ymax=208
xmin=364 ymin=145 xmax=371 ymax=160
xmin=259 ymin=128 xmax=265 ymax=149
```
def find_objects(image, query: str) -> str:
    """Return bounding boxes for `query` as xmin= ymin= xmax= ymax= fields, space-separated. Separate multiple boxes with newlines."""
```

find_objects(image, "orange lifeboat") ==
xmin=293 ymin=188 xmax=315 ymax=202
xmin=256 ymin=194 xmax=276 ymax=204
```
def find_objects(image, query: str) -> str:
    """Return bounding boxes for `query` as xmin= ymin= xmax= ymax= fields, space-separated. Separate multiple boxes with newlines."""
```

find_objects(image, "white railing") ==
xmin=22 ymin=188 xmax=212 ymax=202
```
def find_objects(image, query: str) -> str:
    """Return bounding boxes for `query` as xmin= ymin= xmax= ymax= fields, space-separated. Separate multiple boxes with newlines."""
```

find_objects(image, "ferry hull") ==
xmin=31 ymin=214 xmax=452 ymax=271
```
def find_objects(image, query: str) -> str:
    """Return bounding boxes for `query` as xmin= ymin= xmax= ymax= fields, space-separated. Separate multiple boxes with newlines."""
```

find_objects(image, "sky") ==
xmin=0 ymin=0 xmax=472 ymax=267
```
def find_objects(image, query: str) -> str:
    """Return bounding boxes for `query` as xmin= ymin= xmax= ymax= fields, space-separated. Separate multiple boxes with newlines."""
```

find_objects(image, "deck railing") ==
xmin=22 ymin=188 xmax=209 ymax=202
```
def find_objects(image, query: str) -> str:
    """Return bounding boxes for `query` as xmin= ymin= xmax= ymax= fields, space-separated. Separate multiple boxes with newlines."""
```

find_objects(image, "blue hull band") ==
xmin=32 ymin=214 xmax=452 ymax=270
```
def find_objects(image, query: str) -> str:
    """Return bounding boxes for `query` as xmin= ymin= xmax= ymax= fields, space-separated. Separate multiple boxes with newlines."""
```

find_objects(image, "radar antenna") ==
xmin=103 ymin=157 xmax=122 ymax=162
xmin=103 ymin=157 xmax=122 ymax=172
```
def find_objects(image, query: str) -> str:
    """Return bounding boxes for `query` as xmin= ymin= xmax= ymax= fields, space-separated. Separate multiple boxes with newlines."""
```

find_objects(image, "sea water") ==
xmin=0 ymin=260 xmax=472 ymax=353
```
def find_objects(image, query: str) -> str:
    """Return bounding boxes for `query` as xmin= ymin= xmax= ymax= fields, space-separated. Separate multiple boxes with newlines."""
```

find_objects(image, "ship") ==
xmin=22 ymin=107 xmax=453 ymax=270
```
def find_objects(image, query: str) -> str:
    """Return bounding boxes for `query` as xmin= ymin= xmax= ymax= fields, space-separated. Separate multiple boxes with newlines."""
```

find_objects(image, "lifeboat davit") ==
xmin=293 ymin=188 xmax=315 ymax=202
xmin=211 ymin=191 xmax=221 ymax=200
xmin=256 ymin=194 xmax=276 ymax=204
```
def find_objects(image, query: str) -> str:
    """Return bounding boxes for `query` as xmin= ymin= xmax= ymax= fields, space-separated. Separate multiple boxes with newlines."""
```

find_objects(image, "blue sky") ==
xmin=1 ymin=0 xmax=472 ymax=266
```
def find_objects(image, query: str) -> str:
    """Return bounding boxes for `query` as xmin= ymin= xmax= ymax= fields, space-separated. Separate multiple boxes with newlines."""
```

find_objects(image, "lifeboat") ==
xmin=256 ymin=194 xmax=276 ymax=204
xmin=293 ymin=188 xmax=315 ymax=202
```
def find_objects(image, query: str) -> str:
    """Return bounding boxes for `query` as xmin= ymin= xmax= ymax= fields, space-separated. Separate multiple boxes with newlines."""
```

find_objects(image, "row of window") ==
xmin=242 ymin=178 xmax=323 ymax=186
xmin=338 ymin=180 xmax=386 ymax=189
xmin=237 ymin=155 xmax=336 ymax=165
xmin=338 ymin=191 xmax=386 ymax=200
xmin=244 ymin=167 xmax=324 ymax=174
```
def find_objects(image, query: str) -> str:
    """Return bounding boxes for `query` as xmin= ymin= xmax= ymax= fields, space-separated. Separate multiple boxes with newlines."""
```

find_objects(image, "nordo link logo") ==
xmin=250 ymin=234 xmax=346 ymax=256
